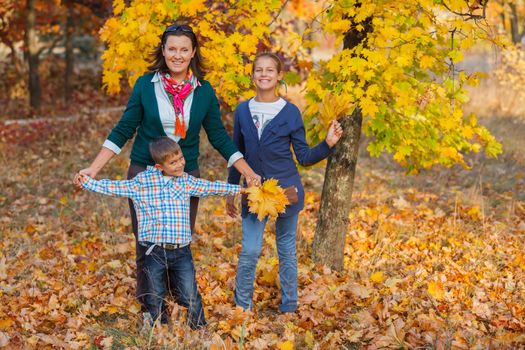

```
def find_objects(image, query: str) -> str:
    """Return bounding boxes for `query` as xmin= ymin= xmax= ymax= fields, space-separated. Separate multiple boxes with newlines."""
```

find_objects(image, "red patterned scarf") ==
xmin=161 ymin=71 xmax=195 ymax=139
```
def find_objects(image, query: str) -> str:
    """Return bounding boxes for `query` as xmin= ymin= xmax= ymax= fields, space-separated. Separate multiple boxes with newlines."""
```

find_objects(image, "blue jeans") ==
xmin=143 ymin=244 xmax=206 ymax=329
xmin=234 ymin=213 xmax=299 ymax=312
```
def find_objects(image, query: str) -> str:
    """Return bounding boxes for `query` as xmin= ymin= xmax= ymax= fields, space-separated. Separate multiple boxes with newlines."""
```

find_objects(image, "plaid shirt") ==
xmin=82 ymin=166 xmax=240 ymax=245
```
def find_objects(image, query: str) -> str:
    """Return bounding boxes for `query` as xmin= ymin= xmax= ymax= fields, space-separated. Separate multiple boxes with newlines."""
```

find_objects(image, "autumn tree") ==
xmin=0 ymin=0 xmax=107 ymax=109
xmin=97 ymin=0 xmax=313 ymax=109
xmin=304 ymin=0 xmax=502 ymax=270
xmin=24 ymin=0 xmax=64 ymax=110
xmin=0 ymin=0 xmax=24 ymax=67
xmin=63 ymin=0 xmax=108 ymax=101
xmin=489 ymin=0 xmax=525 ymax=44
xmin=99 ymin=0 xmax=502 ymax=271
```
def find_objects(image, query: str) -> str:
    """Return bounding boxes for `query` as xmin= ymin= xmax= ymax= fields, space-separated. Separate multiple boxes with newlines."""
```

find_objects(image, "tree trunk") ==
xmin=24 ymin=0 xmax=41 ymax=110
xmin=312 ymin=109 xmax=363 ymax=270
xmin=312 ymin=16 xmax=373 ymax=271
xmin=64 ymin=0 xmax=74 ymax=101
xmin=8 ymin=41 xmax=17 ymax=66
xmin=509 ymin=3 xmax=520 ymax=44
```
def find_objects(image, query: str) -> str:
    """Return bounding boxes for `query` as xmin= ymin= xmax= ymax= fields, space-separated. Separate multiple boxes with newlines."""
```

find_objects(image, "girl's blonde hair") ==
xmin=252 ymin=52 xmax=284 ymax=74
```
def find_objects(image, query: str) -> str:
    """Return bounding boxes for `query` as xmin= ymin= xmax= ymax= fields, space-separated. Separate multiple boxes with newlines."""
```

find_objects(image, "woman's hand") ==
xmin=73 ymin=168 xmax=97 ymax=189
xmin=325 ymin=120 xmax=343 ymax=148
xmin=73 ymin=147 xmax=115 ymax=188
xmin=245 ymin=174 xmax=262 ymax=187
xmin=226 ymin=195 xmax=237 ymax=218
xmin=232 ymin=158 xmax=261 ymax=187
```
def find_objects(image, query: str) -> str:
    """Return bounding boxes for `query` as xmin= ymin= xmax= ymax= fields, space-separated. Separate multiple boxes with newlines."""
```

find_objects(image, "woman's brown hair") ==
xmin=148 ymin=22 xmax=206 ymax=81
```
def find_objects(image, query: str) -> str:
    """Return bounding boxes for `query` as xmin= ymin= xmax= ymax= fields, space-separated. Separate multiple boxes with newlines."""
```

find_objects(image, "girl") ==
xmin=227 ymin=52 xmax=343 ymax=313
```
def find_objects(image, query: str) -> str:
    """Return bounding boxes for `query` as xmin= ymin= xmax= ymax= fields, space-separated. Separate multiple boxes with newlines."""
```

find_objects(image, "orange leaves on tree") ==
xmin=245 ymin=179 xmax=290 ymax=220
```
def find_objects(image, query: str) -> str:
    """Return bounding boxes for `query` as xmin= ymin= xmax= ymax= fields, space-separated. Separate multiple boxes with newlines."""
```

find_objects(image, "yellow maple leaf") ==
xmin=260 ymin=268 xmax=278 ymax=285
xmin=277 ymin=340 xmax=294 ymax=350
xmin=245 ymin=179 xmax=289 ymax=220
xmin=419 ymin=55 xmax=435 ymax=69
xmin=360 ymin=96 xmax=379 ymax=117
xmin=370 ymin=271 xmax=385 ymax=283
xmin=107 ymin=306 xmax=119 ymax=315
xmin=0 ymin=319 xmax=13 ymax=330
xmin=318 ymin=93 xmax=352 ymax=127
xmin=428 ymin=281 xmax=445 ymax=300
xmin=305 ymin=331 xmax=315 ymax=348
xmin=59 ymin=196 xmax=68 ymax=205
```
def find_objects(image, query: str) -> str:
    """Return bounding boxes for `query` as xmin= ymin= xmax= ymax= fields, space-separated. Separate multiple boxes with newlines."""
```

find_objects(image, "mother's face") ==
xmin=162 ymin=35 xmax=195 ymax=78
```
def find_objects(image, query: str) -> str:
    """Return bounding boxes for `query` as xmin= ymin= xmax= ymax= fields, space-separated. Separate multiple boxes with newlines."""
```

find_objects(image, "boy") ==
xmin=76 ymin=137 xmax=243 ymax=329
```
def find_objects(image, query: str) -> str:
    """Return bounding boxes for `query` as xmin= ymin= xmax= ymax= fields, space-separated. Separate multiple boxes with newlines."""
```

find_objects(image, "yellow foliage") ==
xmin=318 ymin=93 xmax=353 ymax=127
xmin=245 ymin=179 xmax=290 ymax=221
xmin=303 ymin=0 xmax=502 ymax=171
xmin=99 ymin=0 xmax=289 ymax=108
xmin=419 ymin=55 xmax=435 ymax=69
xmin=100 ymin=0 xmax=502 ymax=172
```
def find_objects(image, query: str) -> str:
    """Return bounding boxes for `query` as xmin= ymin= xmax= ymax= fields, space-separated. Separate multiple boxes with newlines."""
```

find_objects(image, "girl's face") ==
xmin=252 ymin=57 xmax=283 ymax=92
xmin=162 ymin=35 xmax=195 ymax=78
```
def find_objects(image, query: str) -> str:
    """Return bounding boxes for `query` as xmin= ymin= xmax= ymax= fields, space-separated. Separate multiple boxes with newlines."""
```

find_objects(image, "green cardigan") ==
xmin=106 ymin=72 xmax=238 ymax=172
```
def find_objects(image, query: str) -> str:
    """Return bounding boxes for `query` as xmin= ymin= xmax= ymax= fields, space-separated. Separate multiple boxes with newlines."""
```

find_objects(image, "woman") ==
xmin=75 ymin=23 xmax=260 ymax=316
xmin=227 ymin=52 xmax=342 ymax=313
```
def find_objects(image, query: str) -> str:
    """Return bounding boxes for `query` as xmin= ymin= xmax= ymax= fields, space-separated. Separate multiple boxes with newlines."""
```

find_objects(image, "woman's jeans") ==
xmin=234 ymin=213 xmax=299 ymax=312
xmin=127 ymin=163 xmax=200 ymax=309
xmin=143 ymin=244 xmax=206 ymax=328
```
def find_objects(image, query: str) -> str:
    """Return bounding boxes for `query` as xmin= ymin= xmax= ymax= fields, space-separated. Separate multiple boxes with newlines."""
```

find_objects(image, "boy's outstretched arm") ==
xmin=76 ymin=173 xmax=139 ymax=199
xmin=187 ymin=175 xmax=242 ymax=198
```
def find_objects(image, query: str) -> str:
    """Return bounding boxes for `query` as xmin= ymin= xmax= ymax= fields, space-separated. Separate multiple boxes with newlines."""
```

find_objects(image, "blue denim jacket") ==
xmin=228 ymin=99 xmax=332 ymax=217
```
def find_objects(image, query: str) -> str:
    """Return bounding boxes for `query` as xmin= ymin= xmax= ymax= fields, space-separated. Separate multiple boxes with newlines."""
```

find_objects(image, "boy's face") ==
xmin=156 ymin=152 xmax=185 ymax=177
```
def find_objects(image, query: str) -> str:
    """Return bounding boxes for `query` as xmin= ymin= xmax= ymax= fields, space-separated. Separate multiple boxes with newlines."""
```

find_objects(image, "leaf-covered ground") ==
xmin=0 ymin=110 xmax=524 ymax=349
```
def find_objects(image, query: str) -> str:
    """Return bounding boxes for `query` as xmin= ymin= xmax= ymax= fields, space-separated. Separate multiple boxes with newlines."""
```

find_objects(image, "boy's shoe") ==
xmin=140 ymin=312 xmax=153 ymax=335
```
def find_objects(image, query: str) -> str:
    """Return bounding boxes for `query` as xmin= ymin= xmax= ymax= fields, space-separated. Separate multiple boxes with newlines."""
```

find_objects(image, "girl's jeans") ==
xmin=234 ymin=213 xmax=299 ymax=312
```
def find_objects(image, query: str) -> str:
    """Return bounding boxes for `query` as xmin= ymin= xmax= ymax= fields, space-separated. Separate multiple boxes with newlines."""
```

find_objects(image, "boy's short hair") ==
xmin=149 ymin=137 xmax=182 ymax=164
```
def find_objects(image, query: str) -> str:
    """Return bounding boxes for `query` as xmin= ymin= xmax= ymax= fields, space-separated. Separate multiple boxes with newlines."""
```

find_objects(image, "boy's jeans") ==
xmin=234 ymin=213 xmax=299 ymax=312
xmin=143 ymin=244 xmax=206 ymax=329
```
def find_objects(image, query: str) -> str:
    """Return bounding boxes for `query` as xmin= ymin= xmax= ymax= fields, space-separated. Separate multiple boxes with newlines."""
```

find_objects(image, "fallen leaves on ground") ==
xmin=0 ymin=114 xmax=524 ymax=349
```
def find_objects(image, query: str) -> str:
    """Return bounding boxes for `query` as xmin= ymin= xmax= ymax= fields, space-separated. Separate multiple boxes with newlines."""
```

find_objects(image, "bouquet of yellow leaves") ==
xmin=245 ymin=179 xmax=290 ymax=220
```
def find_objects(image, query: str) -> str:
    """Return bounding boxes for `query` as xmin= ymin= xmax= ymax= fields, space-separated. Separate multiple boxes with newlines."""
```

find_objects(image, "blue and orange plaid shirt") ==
xmin=82 ymin=166 xmax=240 ymax=245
